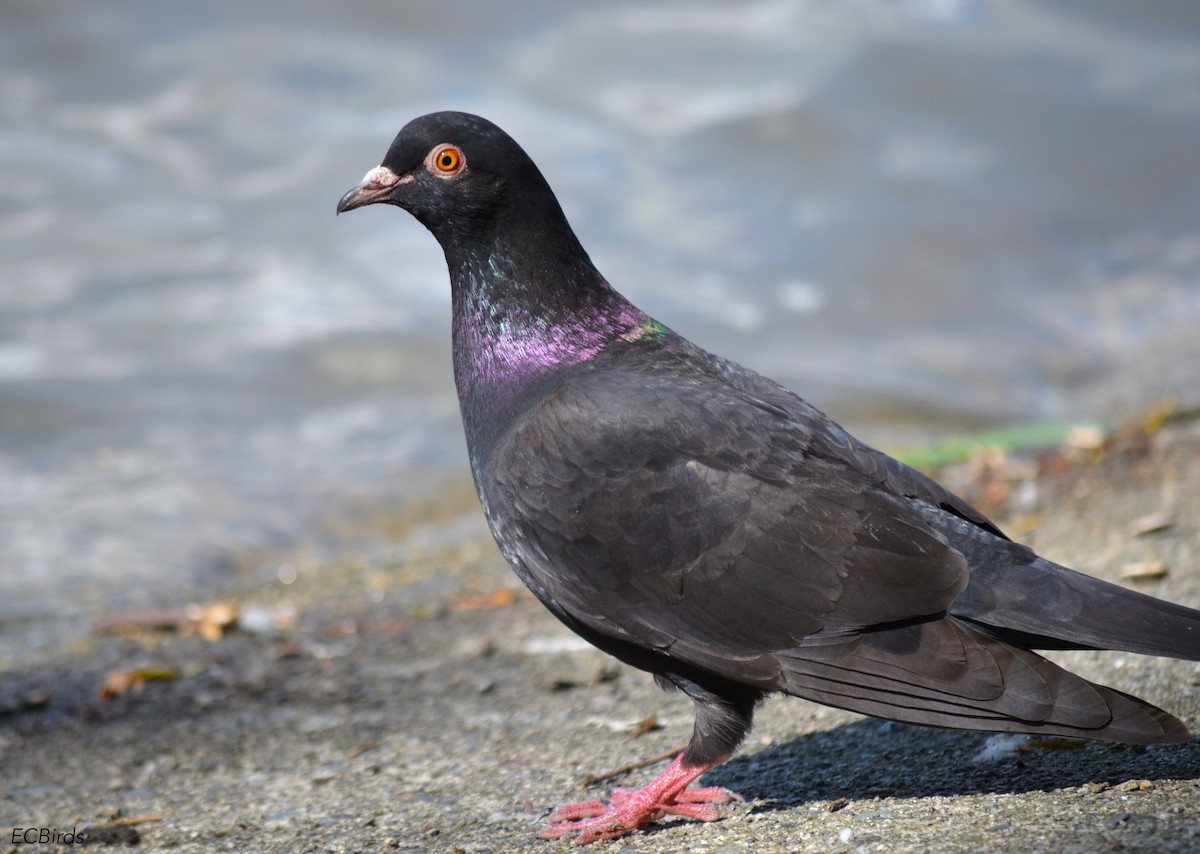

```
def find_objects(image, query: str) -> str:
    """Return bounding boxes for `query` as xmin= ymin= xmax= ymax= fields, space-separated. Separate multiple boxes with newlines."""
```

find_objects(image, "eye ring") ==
xmin=428 ymin=143 xmax=465 ymax=177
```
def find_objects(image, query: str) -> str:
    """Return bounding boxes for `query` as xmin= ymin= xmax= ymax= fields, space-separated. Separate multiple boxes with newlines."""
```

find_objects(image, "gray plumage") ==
xmin=337 ymin=112 xmax=1199 ymax=838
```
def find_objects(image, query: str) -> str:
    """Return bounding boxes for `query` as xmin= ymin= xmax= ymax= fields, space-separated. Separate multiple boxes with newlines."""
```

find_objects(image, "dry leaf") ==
xmin=78 ymin=815 xmax=162 ymax=847
xmin=449 ymin=588 xmax=518 ymax=612
xmin=1118 ymin=561 xmax=1168 ymax=582
xmin=93 ymin=610 xmax=192 ymax=635
xmin=98 ymin=666 xmax=178 ymax=701
xmin=184 ymin=602 xmax=238 ymax=641
xmin=628 ymin=713 xmax=662 ymax=738
xmin=93 ymin=601 xmax=239 ymax=640
xmin=1129 ymin=512 xmax=1174 ymax=537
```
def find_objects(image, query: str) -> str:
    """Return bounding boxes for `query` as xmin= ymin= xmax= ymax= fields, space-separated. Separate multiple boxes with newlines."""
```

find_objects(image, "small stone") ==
xmin=1082 ymin=782 xmax=1109 ymax=794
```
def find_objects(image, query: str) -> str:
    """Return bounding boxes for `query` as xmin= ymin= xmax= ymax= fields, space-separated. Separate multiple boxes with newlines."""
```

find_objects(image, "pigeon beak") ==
xmin=336 ymin=166 xmax=412 ymax=215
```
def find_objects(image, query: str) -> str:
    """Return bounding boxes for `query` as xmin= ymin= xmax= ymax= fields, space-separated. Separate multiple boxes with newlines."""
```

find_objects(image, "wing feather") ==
xmin=485 ymin=357 xmax=967 ymax=682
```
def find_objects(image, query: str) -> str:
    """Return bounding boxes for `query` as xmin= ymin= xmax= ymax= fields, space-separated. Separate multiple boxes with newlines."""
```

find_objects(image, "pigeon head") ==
xmin=338 ymin=112 xmax=645 ymax=432
xmin=336 ymin=111 xmax=571 ymax=255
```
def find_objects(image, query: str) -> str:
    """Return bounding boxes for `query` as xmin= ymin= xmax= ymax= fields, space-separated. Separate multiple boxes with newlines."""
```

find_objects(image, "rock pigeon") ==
xmin=337 ymin=111 xmax=1200 ymax=844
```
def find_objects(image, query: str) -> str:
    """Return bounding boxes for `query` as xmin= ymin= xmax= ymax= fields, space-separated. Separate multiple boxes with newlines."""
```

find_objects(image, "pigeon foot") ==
xmin=539 ymin=753 xmax=740 ymax=844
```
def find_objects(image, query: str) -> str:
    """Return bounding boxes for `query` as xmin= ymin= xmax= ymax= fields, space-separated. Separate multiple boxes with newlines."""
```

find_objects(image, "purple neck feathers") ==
xmin=450 ymin=251 xmax=645 ymax=430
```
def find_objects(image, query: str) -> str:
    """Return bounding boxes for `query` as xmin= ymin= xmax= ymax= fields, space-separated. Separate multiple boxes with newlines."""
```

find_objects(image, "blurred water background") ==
xmin=3 ymin=0 xmax=1200 ymax=658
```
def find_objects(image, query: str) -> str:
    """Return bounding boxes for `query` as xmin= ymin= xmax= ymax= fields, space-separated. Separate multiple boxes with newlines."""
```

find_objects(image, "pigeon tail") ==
xmin=920 ymin=504 xmax=1200 ymax=661
xmin=779 ymin=616 xmax=1191 ymax=744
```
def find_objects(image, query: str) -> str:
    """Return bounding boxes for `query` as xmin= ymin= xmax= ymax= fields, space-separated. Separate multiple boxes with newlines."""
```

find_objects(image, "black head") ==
xmin=336 ymin=111 xmax=566 ymax=251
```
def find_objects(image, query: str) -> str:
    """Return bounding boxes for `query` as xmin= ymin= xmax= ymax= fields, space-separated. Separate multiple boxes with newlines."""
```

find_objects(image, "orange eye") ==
xmin=430 ymin=144 xmax=464 ymax=176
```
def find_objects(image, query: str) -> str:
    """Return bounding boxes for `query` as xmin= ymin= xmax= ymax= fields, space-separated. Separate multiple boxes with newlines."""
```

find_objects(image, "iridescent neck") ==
xmin=455 ymin=253 xmax=642 ymax=381
xmin=449 ymin=251 xmax=655 ymax=448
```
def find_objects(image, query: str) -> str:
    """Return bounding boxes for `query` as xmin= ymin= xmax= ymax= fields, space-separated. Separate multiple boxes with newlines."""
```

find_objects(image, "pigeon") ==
xmin=337 ymin=111 xmax=1200 ymax=844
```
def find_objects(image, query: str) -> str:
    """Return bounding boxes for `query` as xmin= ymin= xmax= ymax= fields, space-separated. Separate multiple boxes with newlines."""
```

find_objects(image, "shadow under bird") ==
xmin=337 ymin=111 xmax=1200 ymax=844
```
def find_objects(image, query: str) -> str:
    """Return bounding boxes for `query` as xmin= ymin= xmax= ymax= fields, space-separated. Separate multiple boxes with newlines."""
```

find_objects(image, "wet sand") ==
xmin=3 ymin=422 xmax=1199 ymax=852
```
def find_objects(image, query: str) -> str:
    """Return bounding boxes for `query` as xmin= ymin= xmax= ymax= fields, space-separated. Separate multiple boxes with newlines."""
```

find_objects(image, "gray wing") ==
xmin=486 ymin=361 xmax=968 ymax=682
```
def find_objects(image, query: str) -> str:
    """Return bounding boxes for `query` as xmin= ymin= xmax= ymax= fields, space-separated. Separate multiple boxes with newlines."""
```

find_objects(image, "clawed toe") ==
xmin=674 ymin=784 xmax=742 ymax=804
xmin=543 ymin=799 xmax=607 ymax=823
xmin=539 ymin=753 xmax=741 ymax=844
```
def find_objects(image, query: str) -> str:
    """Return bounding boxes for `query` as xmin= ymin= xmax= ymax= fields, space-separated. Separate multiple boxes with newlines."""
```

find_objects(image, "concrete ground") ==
xmin=3 ymin=422 xmax=1199 ymax=853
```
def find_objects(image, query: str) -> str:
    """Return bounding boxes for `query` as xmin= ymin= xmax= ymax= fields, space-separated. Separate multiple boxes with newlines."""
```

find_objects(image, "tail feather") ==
xmin=960 ymin=556 xmax=1200 ymax=660
xmin=919 ymin=503 xmax=1200 ymax=660
xmin=781 ymin=616 xmax=1192 ymax=744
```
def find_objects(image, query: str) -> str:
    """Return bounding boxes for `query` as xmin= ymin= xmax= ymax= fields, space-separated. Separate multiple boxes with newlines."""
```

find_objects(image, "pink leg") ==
xmin=540 ymin=752 xmax=742 ymax=844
